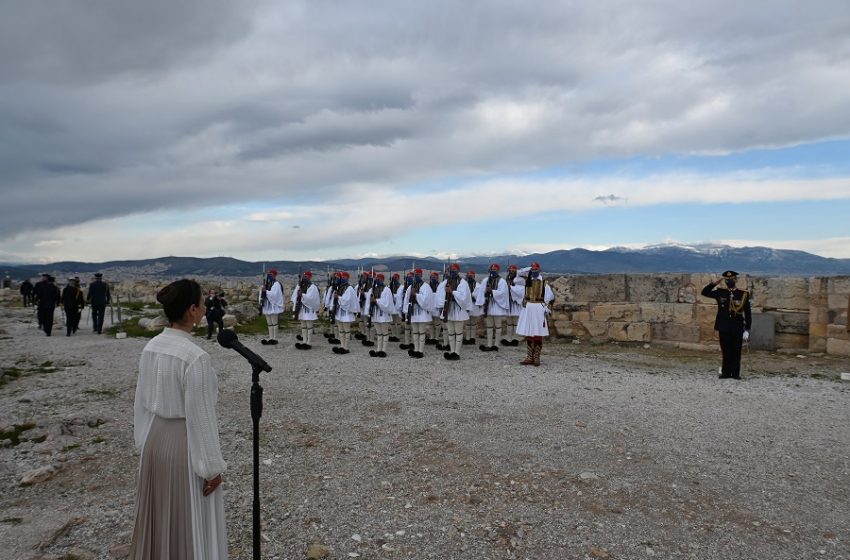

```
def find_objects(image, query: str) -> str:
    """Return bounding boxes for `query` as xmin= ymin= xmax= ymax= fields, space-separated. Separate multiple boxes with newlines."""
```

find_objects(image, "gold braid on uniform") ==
xmin=729 ymin=290 xmax=748 ymax=317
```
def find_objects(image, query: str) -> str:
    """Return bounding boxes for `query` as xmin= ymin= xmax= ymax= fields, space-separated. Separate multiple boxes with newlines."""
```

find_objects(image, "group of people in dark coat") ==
xmin=26 ymin=272 xmax=111 ymax=336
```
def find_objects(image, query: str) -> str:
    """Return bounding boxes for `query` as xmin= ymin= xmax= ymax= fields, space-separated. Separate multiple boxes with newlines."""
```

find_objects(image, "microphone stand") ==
xmin=250 ymin=362 xmax=264 ymax=560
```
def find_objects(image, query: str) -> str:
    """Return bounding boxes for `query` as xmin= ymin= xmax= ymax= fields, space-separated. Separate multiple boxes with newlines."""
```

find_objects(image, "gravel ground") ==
xmin=1 ymin=303 xmax=849 ymax=560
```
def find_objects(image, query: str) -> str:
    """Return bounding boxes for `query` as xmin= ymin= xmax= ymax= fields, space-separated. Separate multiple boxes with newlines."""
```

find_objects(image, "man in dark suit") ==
xmin=701 ymin=270 xmax=752 ymax=379
xmin=87 ymin=272 xmax=111 ymax=334
xmin=33 ymin=275 xmax=61 ymax=336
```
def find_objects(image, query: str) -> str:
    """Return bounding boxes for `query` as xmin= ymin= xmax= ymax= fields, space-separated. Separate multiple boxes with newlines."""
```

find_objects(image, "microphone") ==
xmin=217 ymin=330 xmax=272 ymax=373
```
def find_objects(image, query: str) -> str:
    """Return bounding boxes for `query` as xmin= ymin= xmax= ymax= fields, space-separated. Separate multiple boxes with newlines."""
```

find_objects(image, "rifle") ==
xmin=406 ymin=280 xmax=422 ymax=325
xmin=258 ymin=266 xmax=270 ymax=313
xmin=367 ymin=282 xmax=378 ymax=329
xmin=442 ymin=277 xmax=457 ymax=322
xmin=293 ymin=268 xmax=303 ymax=320
xmin=330 ymin=279 xmax=343 ymax=325
xmin=482 ymin=275 xmax=497 ymax=317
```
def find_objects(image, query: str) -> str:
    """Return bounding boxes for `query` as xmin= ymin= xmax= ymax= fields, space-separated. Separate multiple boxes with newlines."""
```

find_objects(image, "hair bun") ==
xmin=156 ymin=284 xmax=178 ymax=305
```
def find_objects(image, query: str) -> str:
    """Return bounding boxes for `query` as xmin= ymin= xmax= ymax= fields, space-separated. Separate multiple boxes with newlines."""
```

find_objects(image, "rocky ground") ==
xmin=1 ymin=302 xmax=849 ymax=560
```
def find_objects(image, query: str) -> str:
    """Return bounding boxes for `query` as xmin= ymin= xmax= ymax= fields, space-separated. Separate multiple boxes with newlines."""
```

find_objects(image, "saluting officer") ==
xmin=701 ymin=270 xmax=752 ymax=380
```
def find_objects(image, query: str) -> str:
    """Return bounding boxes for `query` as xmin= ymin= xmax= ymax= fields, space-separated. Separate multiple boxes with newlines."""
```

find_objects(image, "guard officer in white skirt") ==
xmin=292 ymin=270 xmax=321 ymax=350
xmin=403 ymin=268 xmax=435 ymax=358
xmin=369 ymin=273 xmax=395 ymax=358
xmin=479 ymin=263 xmax=510 ymax=352
xmin=332 ymin=272 xmax=360 ymax=354
xmin=463 ymin=270 xmax=481 ymax=345
xmin=502 ymin=264 xmax=522 ymax=346
xmin=512 ymin=262 xmax=555 ymax=366
xmin=437 ymin=263 xmax=472 ymax=360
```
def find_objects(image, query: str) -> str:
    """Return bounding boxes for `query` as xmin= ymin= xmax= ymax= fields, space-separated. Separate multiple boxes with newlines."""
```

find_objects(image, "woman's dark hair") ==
xmin=156 ymin=279 xmax=202 ymax=324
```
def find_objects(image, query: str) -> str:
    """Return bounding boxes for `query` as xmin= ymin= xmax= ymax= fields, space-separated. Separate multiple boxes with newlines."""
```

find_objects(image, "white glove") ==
xmin=742 ymin=330 xmax=750 ymax=342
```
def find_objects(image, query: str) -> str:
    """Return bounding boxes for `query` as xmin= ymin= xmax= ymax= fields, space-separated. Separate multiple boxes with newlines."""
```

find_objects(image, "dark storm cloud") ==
xmin=2 ymin=0 xmax=850 ymax=240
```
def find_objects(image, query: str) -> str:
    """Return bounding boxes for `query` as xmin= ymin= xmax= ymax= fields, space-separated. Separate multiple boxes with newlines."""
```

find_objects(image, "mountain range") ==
xmin=2 ymin=244 xmax=850 ymax=280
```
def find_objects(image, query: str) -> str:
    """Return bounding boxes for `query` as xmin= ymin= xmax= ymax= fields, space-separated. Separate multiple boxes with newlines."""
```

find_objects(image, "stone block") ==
xmin=809 ymin=337 xmax=827 ymax=353
xmin=828 ymin=294 xmax=849 ymax=310
xmin=591 ymin=303 xmax=640 ymax=322
xmin=651 ymin=323 xmax=701 ymax=343
xmin=774 ymin=311 xmax=809 ymax=335
xmin=809 ymin=323 xmax=828 ymax=338
xmin=672 ymin=303 xmax=695 ymax=324
xmin=624 ymin=274 xmax=682 ymax=303
xmin=756 ymin=277 xmax=809 ymax=311
xmin=827 ymin=276 xmax=850 ymax=295
xmin=827 ymin=324 xmax=850 ymax=341
xmin=696 ymin=304 xmax=717 ymax=326
xmin=826 ymin=337 xmax=850 ymax=356
xmin=809 ymin=277 xmax=829 ymax=295
xmin=700 ymin=323 xmax=718 ymax=342
xmin=583 ymin=321 xmax=609 ymax=338
xmin=566 ymin=274 xmax=627 ymax=302
xmin=809 ymin=306 xmax=831 ymax=325
xmin=570 ymin=311 xmax=591 ymax=322
xmin=617 ymin=322 xmax=651 ymax=342
xmin=775 ymin=333 xmax=809 ymax=350
xmin=639 ymin=302 xmax=673 ymax=323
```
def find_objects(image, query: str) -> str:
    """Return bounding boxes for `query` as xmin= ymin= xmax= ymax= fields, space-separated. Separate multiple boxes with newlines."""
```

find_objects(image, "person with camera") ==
xmin=204 ymin=290 xmax=228 ymax=340
xmin=701 ymin=270 xmax=752 ymax=380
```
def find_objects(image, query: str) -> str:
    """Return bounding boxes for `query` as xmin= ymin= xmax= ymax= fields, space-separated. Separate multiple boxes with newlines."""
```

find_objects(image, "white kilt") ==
xmin=516 ymin=303 xmax=549 ymax=337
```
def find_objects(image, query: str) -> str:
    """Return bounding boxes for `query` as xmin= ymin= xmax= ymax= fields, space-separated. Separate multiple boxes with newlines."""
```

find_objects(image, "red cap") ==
xmin=268 ymin=269 xmax=278 ymax=276
xmin=430 ymin=271 xmax=439 ymax=277
xmin=406 ymin=271 xmax=415 ymax=276
xmin=530 ymin=262 xmax=540 ymax=270
xmin=508 ymin=264 xmax=518 ymax=271
xmin=363 ymin=271 xmax=372 ymax=276
xmin=341 ymin=271 xmax=350 ymax=279
xmin=376 ymin=273 xmax=385 ymax=281
xmin=489 ymin=263 xmax=501 ymax=271
xmin=466 ymin=270 xmax=475 ymax=276
xmin=450 ymin=263 xmax=460 ymax=271
xmin=334 ymin=271 xmax=342 ymax=278
xmin=392 ymin=273 xmax=400 ymax=279
xmin=414 ymin=268 xmax=423 ymax=275
xmin=303 ymin=271 xmax=313 ymax=278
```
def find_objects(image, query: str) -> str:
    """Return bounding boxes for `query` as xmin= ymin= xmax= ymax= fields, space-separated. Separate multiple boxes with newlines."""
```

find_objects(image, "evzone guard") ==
xmin=403 ymin=268 xmax=435 ymax=358
xmin=437 ymin=263 xmax=472 ymax=360
xmin=463 ymin=270 xmax=481 ymax=345
xmin=479 ymin=263 xmax=510 ymax=352
xmin=259 ymin=269 xmax=284 ymax=345
xmin=332 ymin=272 xmax=360 ymax=354
xmin=355 ymin=271 xmax=374 ymax=345
xmin=291 ymin=270 xmax=321 ymax=350
xmin=323 ymin=272 xmax=341 ymax=342
xmin=368 ymin=273 xmax=395 ymax=358
xmin=502 ymin=264 xmax=521 ymax=346
xmin=512 ymin=263 xmax=555 ymax=366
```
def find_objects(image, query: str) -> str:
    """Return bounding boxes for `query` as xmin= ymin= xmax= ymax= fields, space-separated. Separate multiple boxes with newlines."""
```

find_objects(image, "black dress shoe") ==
xmin=339 ymin=348 xmax=350 ymax=354
xmin=443 ymin=352 xmax=452 ymax=360
xmin=479 ymin=344 xmax=489 ymax=351
xmin=377 ymin=351 xmax=387 ymax=358
xmin=425 ymin=338 xmax=437 ymax=345
xmin=510 ymin=340 xmax=519 ymax=346
xmin=332 ymin=346 xmax=341 ymax=354
xmin=363 ymin=340 xmax=375 ymax=347
xmin=415 ymin=351 xmax=424 ymax=358
xmin=268 ymin=339 xmax=278 ymax=345
xmin=388 ymin=336 xmax=400 ymax=342
xmin=490 ymin=346 xmax=499 ymax=352
xmin=354 ymin=333 xmax=366 ymax=340
xmin=369 ymin=350 xmax=377 ymax=357
xmin=468 ymin=338 xmax=475 ymax=344
xmin=295 ymin=343 xmax=303 ymax=350
xmin=323 ymin=333 xmax=331 ymax=338
xmin=408 ymin=349 xmax=416 ymax=357
xmin=452 ymin=352 xmax=461 ymax=360
xmin=261 ymin=339 xmax=270 ymax=345
xmin=329 ymin=338 xmax=341 ymax=344
xmin=296 ymin=334 xmax=303 ymax=341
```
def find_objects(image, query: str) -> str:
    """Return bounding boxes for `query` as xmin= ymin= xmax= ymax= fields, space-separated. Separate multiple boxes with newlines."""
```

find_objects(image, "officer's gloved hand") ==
xmin=742 ymin=330 xmax=750 ymax=342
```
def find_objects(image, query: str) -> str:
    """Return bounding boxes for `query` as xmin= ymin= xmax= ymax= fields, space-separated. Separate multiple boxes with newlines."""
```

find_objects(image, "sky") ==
xmin=2 ymin=0 xmax=850 ymax=264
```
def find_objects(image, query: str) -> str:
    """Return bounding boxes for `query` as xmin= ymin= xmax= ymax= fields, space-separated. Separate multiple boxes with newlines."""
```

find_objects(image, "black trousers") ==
xmin=23 ymin=294 xmax=32 ymax=307
xmin=38 ymin=306 xmax=55 ymax=336
xmin=718 ymin=330 xmax=744 ymax=378
xmin=91 ymin=304 xmax=106 ymax=333
xmin=206 ymin=315 xmax=223 ymax=338
xmin=64 ymin=307 xmax=80 ymax=335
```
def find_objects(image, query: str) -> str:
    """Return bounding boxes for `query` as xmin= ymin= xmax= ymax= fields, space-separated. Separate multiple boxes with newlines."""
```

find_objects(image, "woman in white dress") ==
xmin=130 ymin=279 xmax=228 ymax=559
